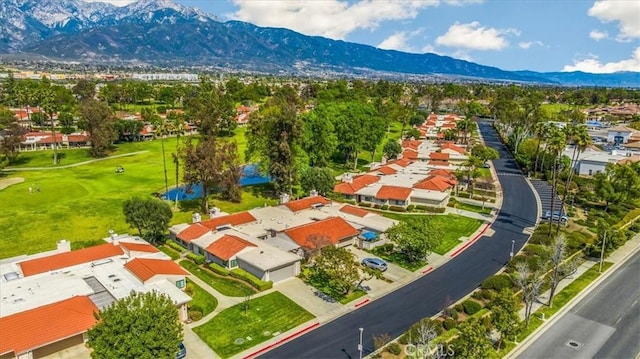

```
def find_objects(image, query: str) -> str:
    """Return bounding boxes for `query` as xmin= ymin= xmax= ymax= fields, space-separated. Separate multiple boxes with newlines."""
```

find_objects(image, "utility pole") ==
xmin=510 ymin=239 xmax=515 ymax=261
xmin=358 ymin=328 xmax=363 ymax=359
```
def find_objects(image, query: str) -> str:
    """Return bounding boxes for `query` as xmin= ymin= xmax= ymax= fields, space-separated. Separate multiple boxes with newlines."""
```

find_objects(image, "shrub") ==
xmin=443 ymin=318 xmax=457 ymax=330
xmin=156 ymin=105 xmax=167 ymax=114
xmin=189 ymin=304 xmax=202 ymax=313
xmin=458 ymin=192 xmax=471 ymax=198
xmin=407 ymin=204 xmax=416 ymax=211
xmin=189 ymin=310 xmax=203 ymax=321
xmin=208 ymin=262 xmax=230 ymax=276
xmin=480 ymin=289 xmax=495 ymax=301
xmin=374 ymin=243 xmax=395 ymax=255
xmin=449 ymin=308 xmax=459 ymax=321
xmin=187 ymin=253 xmax=205 ymax=265
xmin=399 ymin=318 xmax=443 ymax=344
xmin=481 ymin=274 xmax=513 ymax=291
xmin=230 ymin=268 xmax=273 ymax=291
xmin=381 ymin=205 xmax=389 ymax=210
xmin=386 ymin=343 xmax=401 ymax=355
xmin=454 ymin=303 xmax=464 ymax=313
xmin=424 ymin=206 xmax=446 ymax=213
xmin=359 ymin=202 xmax=372 ymax=208
xmin=462 ymin=300 xmax=482 ymax=315
xmin=388 ymin=205 xmax=407 ymax=212
xmin=167 ymin=240 xmax=185 ymax=252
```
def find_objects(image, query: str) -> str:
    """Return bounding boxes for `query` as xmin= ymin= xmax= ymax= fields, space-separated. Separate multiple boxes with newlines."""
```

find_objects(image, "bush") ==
xmin=374 ymin=243 xmax=395 ymax=255
xmin=187 ymin=253 xmax=205 ymax=265
xmin=381 ymin=205 xmax=389 ymax=210
xmin=359 ymin=202 xmax=372 ymax=208
xmin=443 ymin=318 xmax=457 ymax=330
xmin=458 ymin=192 xmax=471 ymax=198
xmin=479 ymin=289 xmax=495 ymax=301
xmin=425 ymin=206 xmax=446 ymax=213
xmin=167 ymin=240 xmax=185 ymax=252
xmin=407 ymin=204 xmax=416 ymax=211
xmin=462 ymin=300 xmax=482 ymax=315
xmin=189 ymin=304 xmax=202 ymax=313
xmin=388 ymin=205 xmax=407 ymax=212
xmin=454 ymin=303 xmax=464 ymax=313
xmin=399 ymin=318 xmax=443 ymax=344
xmin=449 ymin=308 xmax=459 ymax=321
xmin=208 ymin=262 xmax=230 ymax=276
xmin=481 ymin=274 xmax=513 ymax=291
xmin=156 ymin=105 xmax=167 ymax=114
xmin=230 ymin=268 xmax=273 ymax=291
xmin=189 ymin=310 xmax=203 ymax=321
xmin=386 ymin=343 xmax=401 ymax=355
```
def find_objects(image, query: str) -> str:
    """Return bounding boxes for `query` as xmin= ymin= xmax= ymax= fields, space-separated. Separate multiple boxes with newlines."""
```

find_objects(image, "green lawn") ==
xmin=180 ymin=260 xmax=256 ymax=297
xmin=186 ymin=278 xmax=218 ymax=317
xmin=0 ymin=133 xmax=275 ymax=259
xmin=370 ymin=249 xmax=426 ymax=272
xmin=193 ymin=292 xmax=315 ymax=358
xmin=449 ymin=200 xmax=493 ymax=215
xmin=339 ymin=290 xmax=366 ymax=304
xmin=381 ymin=213 xmax=484 ymax=255
xmin=158 ymin=244 xmax=181 ymax=260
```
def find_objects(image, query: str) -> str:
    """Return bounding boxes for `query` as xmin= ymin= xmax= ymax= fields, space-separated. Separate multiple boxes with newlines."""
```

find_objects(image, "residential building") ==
xmin=0 ymin=235 xmax=190 ymax=359
xmin=607 ymin=125 xmax=639 ymax=145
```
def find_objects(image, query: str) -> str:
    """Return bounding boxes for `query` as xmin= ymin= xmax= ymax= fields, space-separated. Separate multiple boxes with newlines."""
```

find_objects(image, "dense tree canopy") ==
xmin=386 ymin=219 xmax=443 ymax=263
xmin=300 ymin=167 xmax=335 ymax=196
xmin=123 ymin=197 xmax=173 ymax=243
xmin=88 ymin=291 xmax=183 ymax=359
xmin=79 ymin=99 xmax=117 ymax=157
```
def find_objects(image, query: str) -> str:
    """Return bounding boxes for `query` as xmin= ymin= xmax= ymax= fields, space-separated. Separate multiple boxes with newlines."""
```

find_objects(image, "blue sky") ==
xmin=95 ymin=0 xmax=640 ymax=73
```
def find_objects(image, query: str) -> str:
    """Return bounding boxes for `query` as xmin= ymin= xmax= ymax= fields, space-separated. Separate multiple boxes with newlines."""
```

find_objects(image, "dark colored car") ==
xmin=362 ymin=257 xmax=388 ymax=271
xmin=176 ymin=342 xmax=187 ymax=359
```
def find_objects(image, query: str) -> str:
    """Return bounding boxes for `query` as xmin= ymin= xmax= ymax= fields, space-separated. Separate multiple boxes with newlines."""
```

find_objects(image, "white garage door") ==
xmin=269 ymin=264 xmax=296 ymax=282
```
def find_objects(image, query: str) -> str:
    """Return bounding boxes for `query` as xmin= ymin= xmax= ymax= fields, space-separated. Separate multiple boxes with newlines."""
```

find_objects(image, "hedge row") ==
xmin=186 ymin=253 xmax=205 ymax=265
xmin=415 ymin=205 xmax=447 ymax=213
xmin=166 ymin=240 xmax=185 ymax=253
xmin=208 ymin=262 xmax=230 ymax=276
xmin=230 ymin=268 xmax=273 ymax=291
xmin=613 ymin=208 xmax=640 ymax=230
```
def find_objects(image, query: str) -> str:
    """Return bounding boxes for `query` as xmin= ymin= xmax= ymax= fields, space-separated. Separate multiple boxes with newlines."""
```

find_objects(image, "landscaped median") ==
xmin=192 ymin=292 xmax=315 ymax=358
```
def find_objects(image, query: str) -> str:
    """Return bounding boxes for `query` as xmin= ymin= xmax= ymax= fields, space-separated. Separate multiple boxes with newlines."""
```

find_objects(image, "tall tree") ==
xmin=144 ymin=108 xmax=169 ymax=196
xmin=300 ymin=167 xmax=335 ymax=196
xmin=310 ymin=246 xmax=363 ymax=298
xmin=386 ymin=219 xmax=443 ymax=264
xmin=556 ymin=124 xmax=590 ymax=235
xmin=87 ymin=291 xmax=183 ymax=359
xmin=490 ymin=288 xmax=522 ymax=350
xmin=169 ymin=112 xmax=187 ymax=208
xmin=301 ymin=107 xmax=337 ymax=167
xmin=546 ymin=127 xmax=567 ymax=235
xmin=546 ymin=234 xmax=580 ymax=307
xmin=246 ymin=92 xmax=303 ymax=195
xmin=514 ymin=262 xmax=544 ymax=326
xmin=123 ymin=197 xmax=173 ymax=243
xmin=79 ymin=99 xmax=117 ymax=157
xmin=72 ymin=79 xmax=96 ymax=102
xmin=182 ymin=137 xmax=242 ymax=212
xmin=383 ymin=140 xmax=402 ymax=160
xmin=185 ymin=77 xmax=235 ymax=138
xmin=452 ymin=319 xmax=493 ymax=359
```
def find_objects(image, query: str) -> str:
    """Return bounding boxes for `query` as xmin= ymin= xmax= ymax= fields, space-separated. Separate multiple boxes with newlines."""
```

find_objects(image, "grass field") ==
xmin=180 ymin=260 xmax=255 ymax=297
xmin=0 ymin=129 xmax=274 ymax=259
xmin=381 ymin=213 xmax=484 ymax=255
xmin=186 ymin=278 xmax=218 ymax=317
xmin=193 ymin=292 xmax=315 ymax=358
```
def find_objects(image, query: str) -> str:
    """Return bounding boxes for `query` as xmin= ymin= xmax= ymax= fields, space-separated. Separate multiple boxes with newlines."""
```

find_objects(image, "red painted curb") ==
xmin=421 ymin=266 xmax=433 ymax=274
xmin=243 ymin=322 xmax=320 ymax=359
xmin=450 ymin=222 xmax=491 ymax=258
xmin=354 ymin=298 xmax=370 ymax=308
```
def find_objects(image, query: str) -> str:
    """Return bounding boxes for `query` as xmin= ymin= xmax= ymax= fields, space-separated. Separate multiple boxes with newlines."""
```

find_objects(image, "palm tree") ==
xmin=532 ymin=122 xmax=550 ymax=175
xmin=170 ymin=113 xmax=186 ymax=208
xmin=151 ymin=114 xmax=170 ymax=197
xmin=456 ymin=117 xmax=475 ymax=145
xmin=546 ymin=127 xmax=567 ymax=236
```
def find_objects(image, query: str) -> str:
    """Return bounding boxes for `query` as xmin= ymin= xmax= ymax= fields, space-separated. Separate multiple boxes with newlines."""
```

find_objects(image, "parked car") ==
xmin=482 ymin=162 xmax=491 ymax=168
xmin=362 ymin=257 xmax=388 ymax=271
xmin=176 ymin=342 xmax=187 ymax=359
xmin=541 ymin=210 xmax=568 ymax=222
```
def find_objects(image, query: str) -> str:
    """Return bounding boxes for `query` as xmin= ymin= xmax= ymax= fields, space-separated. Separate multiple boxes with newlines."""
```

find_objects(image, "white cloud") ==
xmin=518 ymin=41 xmax=544 ymax=49
xmin=435 ymin=21 xmax=517 ymax=50
xmin=563 ymin=47 xmax=640 ymax=73
xmin=229 ymin=0 xmax=483 ymax=40
xmin=82 ymin=0 xmax=135 ymax=6
xmin=589 ymin=29 xmax=609 ymax=41
xmin=377 ymin=29 xmax=423 ymax=53
xmin=421 ymin=44 xmax=444 ymax=55
xmin=588 ymin=0 xmax=640 ymax=41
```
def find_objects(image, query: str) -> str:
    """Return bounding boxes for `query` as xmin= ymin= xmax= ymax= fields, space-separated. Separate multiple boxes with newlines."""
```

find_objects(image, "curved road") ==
xmin=261 ymin=122 xmax=539 ymax=358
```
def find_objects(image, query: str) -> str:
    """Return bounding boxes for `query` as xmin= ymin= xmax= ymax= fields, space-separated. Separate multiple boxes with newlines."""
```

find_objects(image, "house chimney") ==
xmin=310 ymin=189 xmax=318 ymax=197
xmin=109 ymin=230 xmax=119 ymax=246
xmin=56 ymin=239 xmax=71 ymax=253
xmin=342 ymin=174 xmax=353 ymax=184
xmin=192 ymin=213 xmax=202 ymax=223
xmin=209 ymin=207 xmax=220 ymax=218
xmin=280 ymin=193 xmax=290 ymax=204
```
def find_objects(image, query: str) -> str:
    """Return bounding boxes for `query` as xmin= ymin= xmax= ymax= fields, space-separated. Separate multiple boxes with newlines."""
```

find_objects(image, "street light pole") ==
xmin=358 ymin=328 xmax=364 ymax=359
xmin=510 ymin=240 xmax=515 ymax=261
xmin=599 ymin=230 xmax=610 ymax=273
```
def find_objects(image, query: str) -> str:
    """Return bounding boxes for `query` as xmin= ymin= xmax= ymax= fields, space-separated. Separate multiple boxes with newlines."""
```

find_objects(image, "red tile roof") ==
xmin=375 ymin=166 xmax=397 ymax=175
xmin=429 ymin=152 xmax=450 ymax=161
xmin=284 ymin=196 xmax=331 ymax=212
xmin=124 ymin=258 xmax=188 ymax=282
xmin=19 ymin=243 xmax=123 ymax=277
xmin=376 ymin=185 xmax=413 ymax=201
xmin=402 ymin=149 xmax=419 ymax=160
xmin=430 ymin=168 xmax=454 ymax=177
xmin=442 ymin=123 xmax=456 ymax=129
xmin=200 ymin=211 xmax=257 ymax=230
xmin=0 ymin=296 xmax=98 ymax=356
xmin=339 ymin=205 xmax=372 ymax=218
xmin=441 ymin=142 xmax=465 ymax=154
xmin=333 ymin=175 xmax=380 ymax=195
xmin=284 ymin=217 xmax=358 ymax=249
xmin=392 ymin=158 xmax=412 ymax=167
xmin=177 ymin=223 xmax=211 ymax=242
xmin=413 ymin=175 xmax=456 ymax=192
xmin=402 ymin=140 xmax=421 ymax=151
xmin=205 ymin=235 xmax=256 ymax=261
xmin=120 ymin=242 xmax=159 ymax=253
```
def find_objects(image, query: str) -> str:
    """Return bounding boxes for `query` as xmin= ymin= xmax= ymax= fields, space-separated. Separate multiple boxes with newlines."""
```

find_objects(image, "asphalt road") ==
xmin=517 ymin=251 xmax=640 ymax=359
xmin=260 ymin=121 xmax=539 ymax=359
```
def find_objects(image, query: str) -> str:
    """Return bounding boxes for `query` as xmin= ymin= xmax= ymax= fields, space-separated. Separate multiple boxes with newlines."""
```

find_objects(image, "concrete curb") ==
xmin=504 ymin=239 xmax=640 ymax=359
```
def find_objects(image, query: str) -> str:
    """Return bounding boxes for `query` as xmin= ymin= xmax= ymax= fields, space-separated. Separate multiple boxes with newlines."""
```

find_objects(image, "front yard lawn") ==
xmin=186 ymin=278 xmax=218 ymax=317
xmin=193 ymin=292 xmax=315 ymax=358
xmin=180 ymin=260 xmax=256 ymax=297
xmin=370 ymin=248 xmax=426 ymax=272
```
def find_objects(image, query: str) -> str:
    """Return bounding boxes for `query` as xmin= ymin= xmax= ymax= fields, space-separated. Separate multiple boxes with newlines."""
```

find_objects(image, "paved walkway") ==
xmin=2 ymin=151 xmax=148 ymax=171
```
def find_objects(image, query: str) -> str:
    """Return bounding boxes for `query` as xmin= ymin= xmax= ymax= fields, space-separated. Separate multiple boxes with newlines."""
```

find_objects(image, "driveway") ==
xmin=348 ymin=247 xmax=413 ymax=283
xmin=273 ymin=277 xmax=343 ymax=318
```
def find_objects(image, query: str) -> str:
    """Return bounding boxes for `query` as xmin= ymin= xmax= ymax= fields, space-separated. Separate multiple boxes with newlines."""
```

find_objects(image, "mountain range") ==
xmin=1 ymin=0 xmax=638 ymax=87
